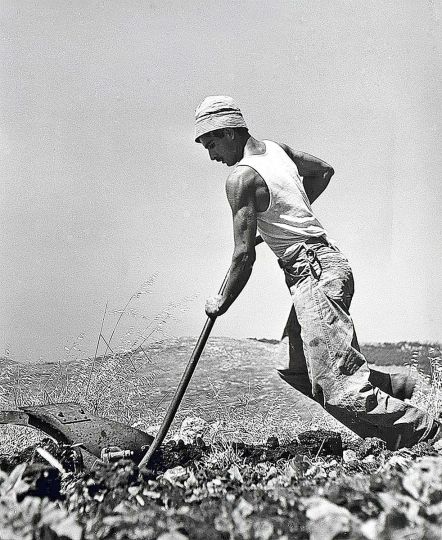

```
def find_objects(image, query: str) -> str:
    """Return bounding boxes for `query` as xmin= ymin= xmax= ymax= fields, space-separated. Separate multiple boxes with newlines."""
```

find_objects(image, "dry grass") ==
xmin=409 ymin=344 xmax=442 ymax=419
xmin=0 ymin=332 xmax=440 ymax=457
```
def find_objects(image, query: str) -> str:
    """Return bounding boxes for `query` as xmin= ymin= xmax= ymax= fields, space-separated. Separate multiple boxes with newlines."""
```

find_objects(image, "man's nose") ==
xmin=209 ymin=149 xmax=217 ymax=160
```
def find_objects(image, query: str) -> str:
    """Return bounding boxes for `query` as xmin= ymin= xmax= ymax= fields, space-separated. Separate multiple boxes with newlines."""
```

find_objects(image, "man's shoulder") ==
xmin=274 ymin=142 xmax=299 ymax=159
xmin=225 ymin=165 xmax=262 ymax=201
xmin=227 ymin=163 xmax=260 ymax=186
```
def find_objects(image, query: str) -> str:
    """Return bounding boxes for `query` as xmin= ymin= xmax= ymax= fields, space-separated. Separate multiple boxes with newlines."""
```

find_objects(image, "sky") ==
xmin=0 ymin=1 xmax=440 ymax=363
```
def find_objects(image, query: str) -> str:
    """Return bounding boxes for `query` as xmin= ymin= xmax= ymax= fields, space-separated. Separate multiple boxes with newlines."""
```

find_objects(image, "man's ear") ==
xmin=224 ymin=128 xmax=235 ymax=140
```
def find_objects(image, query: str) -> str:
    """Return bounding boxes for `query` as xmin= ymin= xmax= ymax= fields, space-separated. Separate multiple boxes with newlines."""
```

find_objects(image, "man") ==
xmin=195 ymin=95 xmax=440 ymax=450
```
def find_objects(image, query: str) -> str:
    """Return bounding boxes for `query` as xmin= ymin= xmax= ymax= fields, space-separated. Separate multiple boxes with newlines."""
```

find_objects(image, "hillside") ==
xmin=1 ymin=338 xmax=439 ymax=434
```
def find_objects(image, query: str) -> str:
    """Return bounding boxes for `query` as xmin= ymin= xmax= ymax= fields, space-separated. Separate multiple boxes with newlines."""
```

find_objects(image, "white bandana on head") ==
xmin=194 ymin=95 xmax=247 ymax=142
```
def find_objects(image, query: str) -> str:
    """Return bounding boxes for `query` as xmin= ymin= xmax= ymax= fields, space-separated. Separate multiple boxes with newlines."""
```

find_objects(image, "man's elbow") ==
xmin=326 ymin=166 xmax=334 ymax=179
xmin=232 ymin=248 xmax=256 ymax=271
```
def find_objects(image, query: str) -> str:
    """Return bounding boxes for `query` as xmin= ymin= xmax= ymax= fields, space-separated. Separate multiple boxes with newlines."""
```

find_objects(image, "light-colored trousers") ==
xmin=278 ymin=242 xmax=435 ymax=450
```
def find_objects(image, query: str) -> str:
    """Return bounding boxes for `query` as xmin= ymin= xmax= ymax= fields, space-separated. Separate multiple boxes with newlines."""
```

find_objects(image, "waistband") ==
xmin=278 ymin=236 xmax=330 ymax=269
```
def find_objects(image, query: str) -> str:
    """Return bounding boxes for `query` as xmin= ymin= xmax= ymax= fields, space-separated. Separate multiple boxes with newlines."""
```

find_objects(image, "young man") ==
xmin=195 ymin=95 xmax=440 ymax=450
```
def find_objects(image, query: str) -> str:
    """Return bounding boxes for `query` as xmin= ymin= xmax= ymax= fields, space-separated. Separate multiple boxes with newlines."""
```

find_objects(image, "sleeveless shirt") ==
xmin=236 ymin=140 xmax=328 ymax=261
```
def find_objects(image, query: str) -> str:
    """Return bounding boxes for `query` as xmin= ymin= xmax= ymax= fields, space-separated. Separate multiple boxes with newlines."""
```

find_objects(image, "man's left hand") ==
xmin=205 ymin=294 xmax=223 ymax=318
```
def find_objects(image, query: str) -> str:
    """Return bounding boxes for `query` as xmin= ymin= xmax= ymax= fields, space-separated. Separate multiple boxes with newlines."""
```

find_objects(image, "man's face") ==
xmin=199 ymin=130 xmax=239 ymax=166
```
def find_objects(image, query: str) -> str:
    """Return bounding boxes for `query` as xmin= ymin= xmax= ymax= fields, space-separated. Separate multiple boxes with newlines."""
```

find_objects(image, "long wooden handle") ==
xmin=138 ymin=235 xmax=263 ymax=468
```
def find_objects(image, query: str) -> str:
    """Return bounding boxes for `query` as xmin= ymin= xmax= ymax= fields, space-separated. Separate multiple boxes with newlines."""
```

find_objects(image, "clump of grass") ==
xmin=410 ymin=345 xmax=442 ymax=419
xmin=205 ymin=437 xmax=246 ymax=469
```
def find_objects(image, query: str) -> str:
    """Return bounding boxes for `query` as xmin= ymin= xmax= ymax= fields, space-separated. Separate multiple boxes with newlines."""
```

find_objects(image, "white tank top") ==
xmin=236 ymin=140 xmax=328 ymax=261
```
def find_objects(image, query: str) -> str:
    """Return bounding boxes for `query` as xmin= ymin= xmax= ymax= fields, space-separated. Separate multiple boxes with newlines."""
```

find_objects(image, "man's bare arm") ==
xmin=279 ymin=143 xmax=334 ymax=203
xmin=205 ymin=167 xmax=258 ymax=318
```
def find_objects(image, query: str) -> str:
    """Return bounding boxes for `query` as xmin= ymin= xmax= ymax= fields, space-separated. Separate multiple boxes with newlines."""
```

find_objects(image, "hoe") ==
xmin=0 ymin=237 xmax=263 ymax=467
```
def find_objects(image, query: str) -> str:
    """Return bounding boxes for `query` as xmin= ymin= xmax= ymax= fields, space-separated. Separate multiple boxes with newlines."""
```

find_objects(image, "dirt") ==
xmin=1 ymin=431 xmax=442 ymax=539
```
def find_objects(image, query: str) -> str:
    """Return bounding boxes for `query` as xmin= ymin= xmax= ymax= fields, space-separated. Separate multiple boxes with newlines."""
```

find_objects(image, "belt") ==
xmin=278 ymin=236 xmax=329 ymax=270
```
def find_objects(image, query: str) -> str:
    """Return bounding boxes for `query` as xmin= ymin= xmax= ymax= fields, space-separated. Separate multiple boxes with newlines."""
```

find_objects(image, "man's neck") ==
xmin=243 ymin=136 xmax=266 ymax=157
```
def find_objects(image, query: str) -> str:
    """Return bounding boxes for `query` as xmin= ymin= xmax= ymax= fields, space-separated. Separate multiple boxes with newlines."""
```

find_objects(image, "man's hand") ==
xmin=205 ymin=294 xmax=223 ymax=318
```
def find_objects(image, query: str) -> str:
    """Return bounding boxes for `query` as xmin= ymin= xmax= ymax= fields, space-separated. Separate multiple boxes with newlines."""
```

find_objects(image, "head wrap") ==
xmin=194 ymin=95 xmax=247 ymax=142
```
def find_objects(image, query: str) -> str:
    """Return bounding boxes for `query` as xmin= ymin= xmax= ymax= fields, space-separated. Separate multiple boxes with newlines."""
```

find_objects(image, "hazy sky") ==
xmin=1 ymin=1 xmax=440 ymax=362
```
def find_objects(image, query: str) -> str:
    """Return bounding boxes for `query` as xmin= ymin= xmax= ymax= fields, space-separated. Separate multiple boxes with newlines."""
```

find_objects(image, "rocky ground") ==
xmin=1 ymin=423 xmax=442 ymax=540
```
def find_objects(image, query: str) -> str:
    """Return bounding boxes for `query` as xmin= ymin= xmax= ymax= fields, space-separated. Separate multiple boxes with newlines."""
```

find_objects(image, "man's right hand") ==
xmin=205 ymin=294 xmax=223 ymax=318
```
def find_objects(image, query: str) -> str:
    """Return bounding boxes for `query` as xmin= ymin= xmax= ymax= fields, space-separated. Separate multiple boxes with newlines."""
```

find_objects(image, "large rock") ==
xmin=174 ymin=417 xmax=210 ymax=444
